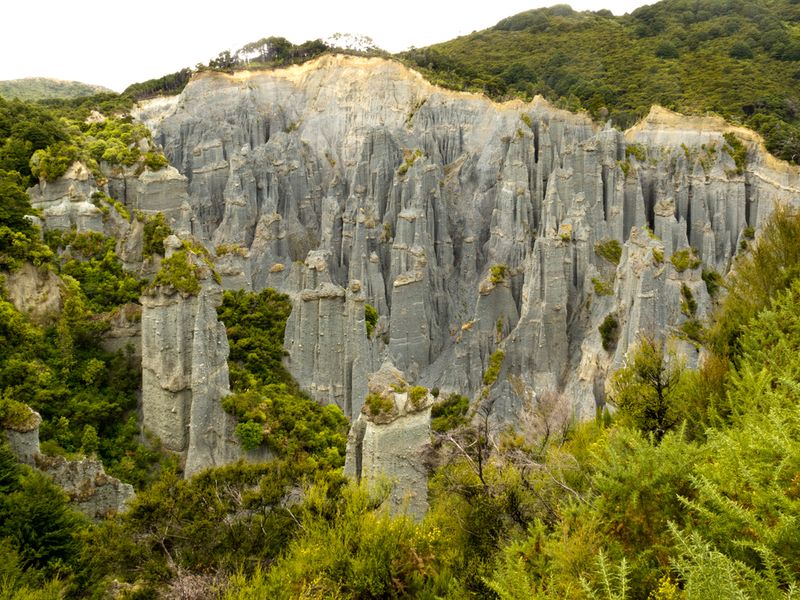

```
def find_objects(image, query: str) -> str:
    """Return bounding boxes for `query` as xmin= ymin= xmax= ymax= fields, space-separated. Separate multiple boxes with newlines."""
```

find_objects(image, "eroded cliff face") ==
xmin=140 ymin=239 xmax=245 ymax=475
xmin=26 ymin=55 xmax=800 ymax=479
xmin=132 ymin=55 xmax=800 ymax=421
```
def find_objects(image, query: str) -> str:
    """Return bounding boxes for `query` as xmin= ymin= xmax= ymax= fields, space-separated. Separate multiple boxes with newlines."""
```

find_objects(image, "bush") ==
xmin=431 ymin=394 xmax=470 ymax=432
xmin=143 ymin=151 xmax=169 ymax=171
xmin=608 ymin=337 xmax=686 ymax=440
xmin=592 ymin=277 xmax=614 ymax=296
xmin=599 ymin=314 xmax=619 ymax=351
xmin=364 ymin=303 xmax=378 ymax=339
xmin=365 ymin=392 xmax=395 ymax=418
xmin=702 ymin=268 xmax=723 ymax=297
xmin=625 ymin=143 xmax=646 ymax=162
xmin=595 ymin=239 xmax=622 ymax=265
xmin=652 ymin=248 xmax=664 ymax=264
xmin=670 ymin=248 xmax=700 ymax=272
xmin=722 ymin=132 xmax=747 ymax=175
xmin=151 ymin=249 xmax=201 ymax=295
xmin=729 ymin=41 xmax=753 ymax=59
xmin=29 ymin=142 xmax=79 ymax=182
xmin=142 ymin=212 xmax=171 ymax=258
xmin=490 ymin=264 xmax=508 ymax=284
xmin=408 ymin=385 xmax=427 ymax=409
xmin=680 ymin=283 xmax=697 ymax=316
xmin=235 ymin=420 xmax=264 ymax=451
xmin=655 ymin=41 xmax=679 ymax=59
xmin=483 ymin=350 xmax=505 ymax=386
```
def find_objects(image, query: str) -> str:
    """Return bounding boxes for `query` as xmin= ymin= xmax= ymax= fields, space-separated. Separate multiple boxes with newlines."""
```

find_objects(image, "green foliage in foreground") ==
xmin=401 ymin=0 xmax=800 ymax=164
xmin=0 ymin=440 xmax=83 ymax=597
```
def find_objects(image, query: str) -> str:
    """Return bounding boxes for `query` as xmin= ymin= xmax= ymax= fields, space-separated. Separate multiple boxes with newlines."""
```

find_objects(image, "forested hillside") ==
xmin=402 ymin=0 xmax=800 ymax=163
xmin=0 ymin=78 xmax=113 ymax=102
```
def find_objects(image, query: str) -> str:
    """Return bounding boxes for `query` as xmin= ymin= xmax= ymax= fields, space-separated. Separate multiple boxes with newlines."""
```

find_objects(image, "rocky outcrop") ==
xmin=140 ymin=243 xmax=244 ymax=475
xmin=344 ymin=363 xmax=432 ymax=517
xmin=130 ymin=55 xmax=800 ymax=421
xmin=3 ymin=406 xmax=134 ymax=520
xmin=27 ymin=162 xmax=107 ymax=233
xmin=35 ymin=454 xmax=135 ymax=520
xmin=2 ymin=406 xmax=41 ymax=466
xmin=24 ymin=55 xmax=800 ymax=478
xmin=4 ymin=263 xmax=64 ymax=324
xmin=100 ymin=303 xmax=142 ymax=361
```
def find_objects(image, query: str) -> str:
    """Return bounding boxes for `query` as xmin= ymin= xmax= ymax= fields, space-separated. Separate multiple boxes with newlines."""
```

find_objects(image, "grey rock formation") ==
xmin=27 ymin=162 xmax=106 ymax=232
xmin=35 ymin=454 xmax=135 ymax=520
xmin=24 ymin=55 xmax=800 ymax=479
xmin=344 ymin=363 xmax=432 ymax=517
xmin=5 ymin=263 xmax=63 ymax=324
xmin=131 ymin=56 xmax=800 ymax=422
xmin=100 ymin=303 xmax=142 ymax=361
xmin=2 ymin=407 xmax=41 ymax=466
xmin=140 ymin=246 xmax=245 ymax=475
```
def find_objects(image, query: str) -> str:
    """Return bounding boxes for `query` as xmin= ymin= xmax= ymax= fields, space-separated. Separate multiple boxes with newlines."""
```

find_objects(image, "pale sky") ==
xmin=2 ymin=1 xmax=651 ymax=92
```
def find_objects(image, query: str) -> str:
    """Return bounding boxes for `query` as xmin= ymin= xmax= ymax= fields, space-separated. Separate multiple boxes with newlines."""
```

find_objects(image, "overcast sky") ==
xmin=2 ymin=0 xmax=651 ymax=92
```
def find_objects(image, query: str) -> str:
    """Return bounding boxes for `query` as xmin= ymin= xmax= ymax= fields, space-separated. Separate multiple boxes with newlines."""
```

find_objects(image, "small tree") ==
xmin=608 ymin=337 xmax=686 ymax=441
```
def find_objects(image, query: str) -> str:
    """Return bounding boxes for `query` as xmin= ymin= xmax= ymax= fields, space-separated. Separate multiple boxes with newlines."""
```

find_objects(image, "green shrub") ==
xmin=0 ymin=393 xmax=38 ymax=430
xmin=680 ymin=283 xmax=697 ymax=316
xmin=595 ymin=239 xmax=622 ymax=265
xmin=655 ymin=41 xmax=679 ymax=59
xmin=142 ymin=212 xmax=171 ymax=258
xmin=215 ymin=243 xmax=247 ymax=257
xmin=680 ymin=318 xmax=703 ymax=342
xmin=599 ymin=314 xmax=619 ymax=351
xmin=365 ymin=392 xmax=395 ymax=418
xmin=625 ymin=143 xmax=646 ymax=162
xmin=143 ymin=151 xmax=169 ymax=171
xmin=671 ymin=248 xmax=700 ymax=272
xmin=30 ymin=142 xmax=79 ymax=181
xmin=722 ymin=132 xmax=747 ymax=175
xmin=218 ymin=288 xmax=295 ymax=391
xmin=483 ymin=350 xmax=505 ymax=386
xmin=608 ymin=337 xmax=686 ymax=440
xmin=702 ymin=268 xmax=723 ymax=297
xmin=151 ymin=250 xmax=201 ymax=295
xmin=490 ymin=264 xmax=508 ymax=284
xmin=592 ymin=277 xmax=614 ymax=296
xmin=408 ymin=385 xmax=427 ymax=409
xmin=365 ymin=303 xmax=378 ymax=339
xmin=729 ymin=41 xmax=753 ymax=60
xmin=235 ymin=420 xmax=264 ymax=451
xmin=431 ymin=394 xmax=470 ymax=432
xmin=652 ymin=248 xmax=664 ymax=264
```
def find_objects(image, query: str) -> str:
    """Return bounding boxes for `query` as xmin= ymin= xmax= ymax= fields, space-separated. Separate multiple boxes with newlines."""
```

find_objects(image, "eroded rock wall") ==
xmin=133 ymin=55 xmax=800 ymax=420
xmin=141 ymin=270 xmax=243 ymax=476
xmin=24 ymin=55 xmax=800 ymax=479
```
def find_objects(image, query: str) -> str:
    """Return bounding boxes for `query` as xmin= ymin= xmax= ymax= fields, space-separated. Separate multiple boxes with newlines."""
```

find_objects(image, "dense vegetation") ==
xmin=402 ymin=0 xmax=800 ymax=163
xmin=217 ymin=288 xmax=348 ymax=463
